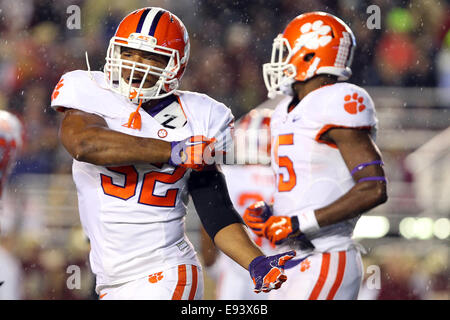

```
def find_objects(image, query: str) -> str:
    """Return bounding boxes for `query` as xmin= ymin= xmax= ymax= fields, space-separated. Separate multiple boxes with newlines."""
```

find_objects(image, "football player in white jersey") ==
xmin=51 ymin=7 xmax=295 ymax=300
xmin=0 ymin=110 xmax=24 ymax=232
xmin=243 ymin=12 xmax=388 ymax=300
xmin=201 ymin=108 xmax=278 ymax=300
xmin=0 ymin=111 xmax=23 ymax=205
xmin=0 ymin=110 xmax=24 ymax=300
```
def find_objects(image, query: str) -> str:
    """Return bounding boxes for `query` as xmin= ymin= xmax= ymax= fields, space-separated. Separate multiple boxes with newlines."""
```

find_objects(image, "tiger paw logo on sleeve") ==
xmin=344 ymin=93 xmax=366 ymax=115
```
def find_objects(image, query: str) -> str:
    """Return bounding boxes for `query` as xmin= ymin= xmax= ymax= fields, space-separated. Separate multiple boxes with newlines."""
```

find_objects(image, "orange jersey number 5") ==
xmin=274 ymin=134 xmax=296 ymax=192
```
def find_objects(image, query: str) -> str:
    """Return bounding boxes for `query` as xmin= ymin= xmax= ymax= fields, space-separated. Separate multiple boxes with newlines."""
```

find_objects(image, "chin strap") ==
xmin=123 ymin=97 xmax=143 ymax=130
xmin=85 ymin=52 xmax=93 ymax=80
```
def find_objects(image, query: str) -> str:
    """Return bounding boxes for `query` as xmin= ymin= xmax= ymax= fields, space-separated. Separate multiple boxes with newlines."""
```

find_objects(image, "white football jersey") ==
xmin=51 ymin=70 xmax=234 ymax=290
xmin=214 ymin=164 xmax=276 ymax=299
xmin=270 ymin=82 xmax=378 ymax=254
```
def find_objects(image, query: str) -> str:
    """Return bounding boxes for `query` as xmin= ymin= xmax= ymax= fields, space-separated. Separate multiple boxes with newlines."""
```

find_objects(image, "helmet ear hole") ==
xmin=304 ymin=52 xmax=315 ymax=62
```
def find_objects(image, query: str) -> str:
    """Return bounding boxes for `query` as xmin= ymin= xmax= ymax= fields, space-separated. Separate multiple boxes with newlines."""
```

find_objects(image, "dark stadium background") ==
xmin=0 ymin=0 xmax=448 ymax=300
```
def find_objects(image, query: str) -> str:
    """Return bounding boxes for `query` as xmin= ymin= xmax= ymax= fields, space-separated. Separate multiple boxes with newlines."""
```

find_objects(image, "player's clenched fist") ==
xmin=242 ymin=201 xmax=273 ymax=237
xmin=263 ymin=216 xmax=300 ymax=245
xmin=248 ymin=251 xmax=296 ymax=293
xmin=169 ymin=135 xmax=216 ymax=170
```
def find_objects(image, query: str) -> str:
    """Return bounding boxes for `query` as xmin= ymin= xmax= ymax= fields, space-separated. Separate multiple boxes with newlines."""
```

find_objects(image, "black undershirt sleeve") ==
xmin=188 ymin=168 xmax=244 ymax=241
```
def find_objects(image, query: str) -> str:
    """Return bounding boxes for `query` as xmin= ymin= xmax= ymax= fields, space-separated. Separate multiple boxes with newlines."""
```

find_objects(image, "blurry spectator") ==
xmin=376 ymin=246 xmax=424 ymax=300
xmin=375 ymin=8 xmax=419 ymax=86
xmin=436 ymin=30 xmax=450 ymax=104
xmin=13 ymin=84 xmax=59 ymax=174
xmin=15 ymin=234 xmax=43 ymax=300
xmin=420 ymin=246 xmax=449 ymax=300
xmin=0 ymin=0 xmax=34 ymax=33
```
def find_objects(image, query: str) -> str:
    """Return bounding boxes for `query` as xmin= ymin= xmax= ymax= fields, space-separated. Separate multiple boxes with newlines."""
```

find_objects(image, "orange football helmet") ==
xmin=104 ymin=7 xmax=190 ymax=103
xmin=263 ymin=12 xmax=356 ymax=98
xmin=234 ymin=108 xmax=272 ymax=165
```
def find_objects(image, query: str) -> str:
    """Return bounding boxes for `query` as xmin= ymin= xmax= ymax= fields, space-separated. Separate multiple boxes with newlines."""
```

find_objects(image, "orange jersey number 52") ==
xmin=100 ymin=165 xmax=186 ymax=207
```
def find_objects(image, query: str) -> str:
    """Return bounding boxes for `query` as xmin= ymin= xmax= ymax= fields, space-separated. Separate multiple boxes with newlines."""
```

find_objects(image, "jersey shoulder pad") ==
xmin=177 ymin=91 xmax=234 ymax=139
xmin=302 ymin=82 xmax=377 ymax=129
xmin=50 ymin=70 xmax=115 ymax=117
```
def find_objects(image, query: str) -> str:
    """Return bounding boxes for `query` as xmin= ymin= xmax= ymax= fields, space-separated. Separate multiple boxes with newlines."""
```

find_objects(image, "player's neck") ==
xmin=290 ymin=75 xmax=338 ymax=112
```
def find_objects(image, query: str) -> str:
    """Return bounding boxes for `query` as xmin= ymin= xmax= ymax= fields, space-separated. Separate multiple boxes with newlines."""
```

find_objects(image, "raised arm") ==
xmin=59 ymin=109 xmax=171 ymax=166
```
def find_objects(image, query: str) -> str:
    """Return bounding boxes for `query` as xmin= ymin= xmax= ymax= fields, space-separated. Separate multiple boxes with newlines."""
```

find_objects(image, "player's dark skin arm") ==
xmin=311 ymin=128 xmax=388 ymax=228
xmin=59 ymin=108 xmax=171 ymax=166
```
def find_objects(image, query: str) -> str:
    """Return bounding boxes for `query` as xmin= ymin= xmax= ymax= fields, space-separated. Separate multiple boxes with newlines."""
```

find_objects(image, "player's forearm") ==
xmin=188 ymin=169 xmax=264 ymax=270
xmin=313 ymin=180 xmax=387 ymax=228
xmin=67 ymin=126 xmax=171 ymax=166
xmin=200 ymin=227 xmax=218 ymax=267
xmin=213 ymin=223 xmax=264 ymax=270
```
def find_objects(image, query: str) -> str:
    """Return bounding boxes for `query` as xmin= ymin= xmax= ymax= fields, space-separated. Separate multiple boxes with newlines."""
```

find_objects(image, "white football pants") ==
xmin=98 ymin=264 xmax=204 ymax=300
xmin=269 ymin=248 xmax=363 ymax=300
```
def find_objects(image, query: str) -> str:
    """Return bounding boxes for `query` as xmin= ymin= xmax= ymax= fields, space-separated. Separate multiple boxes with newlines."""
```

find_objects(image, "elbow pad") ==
xmin=188 ymin=169 xmax=244 ymax=241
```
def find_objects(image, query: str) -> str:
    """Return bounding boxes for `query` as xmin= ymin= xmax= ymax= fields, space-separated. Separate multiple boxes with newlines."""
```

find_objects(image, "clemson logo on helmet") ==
xmin=294 ymin=20 xmax=333 ymax=51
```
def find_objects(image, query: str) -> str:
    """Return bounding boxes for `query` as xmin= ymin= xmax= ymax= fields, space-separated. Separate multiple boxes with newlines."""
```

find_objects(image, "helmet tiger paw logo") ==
xmin=148 ymin=271 xmax=164 ymax=283
xmin=294 ymin=20 xmax=332 ymax=51
xmin=344 ymin=93 xmax=366 ymax=115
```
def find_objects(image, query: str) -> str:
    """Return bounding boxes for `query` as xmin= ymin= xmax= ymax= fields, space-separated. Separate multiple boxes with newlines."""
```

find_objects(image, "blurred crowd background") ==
xmin=0 ymin=0 xmax=448 ymax=300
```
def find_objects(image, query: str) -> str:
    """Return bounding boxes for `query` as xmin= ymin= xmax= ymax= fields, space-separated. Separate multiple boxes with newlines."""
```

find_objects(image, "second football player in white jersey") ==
xmin=244 ymin=12 xmax=388 ymax=300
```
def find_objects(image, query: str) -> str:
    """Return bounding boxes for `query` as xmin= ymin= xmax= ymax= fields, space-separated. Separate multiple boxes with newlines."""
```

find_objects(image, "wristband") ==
xmin=297 ymin=209 xmax=320 ymax=236
xmin=358 ymin=176 xmax=387 ymax=183
xmin=351 ymin=160 xmax=384 ymax=176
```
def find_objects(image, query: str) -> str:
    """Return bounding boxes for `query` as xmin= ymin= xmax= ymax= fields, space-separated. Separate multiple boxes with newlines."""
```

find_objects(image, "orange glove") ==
xmin=242 ymin=201 xmax=273 ymax=237
xmin=170 ymin=135 xmax=216 ymax=171
xmin=263 ymin=216 xmax=299 ymax=245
